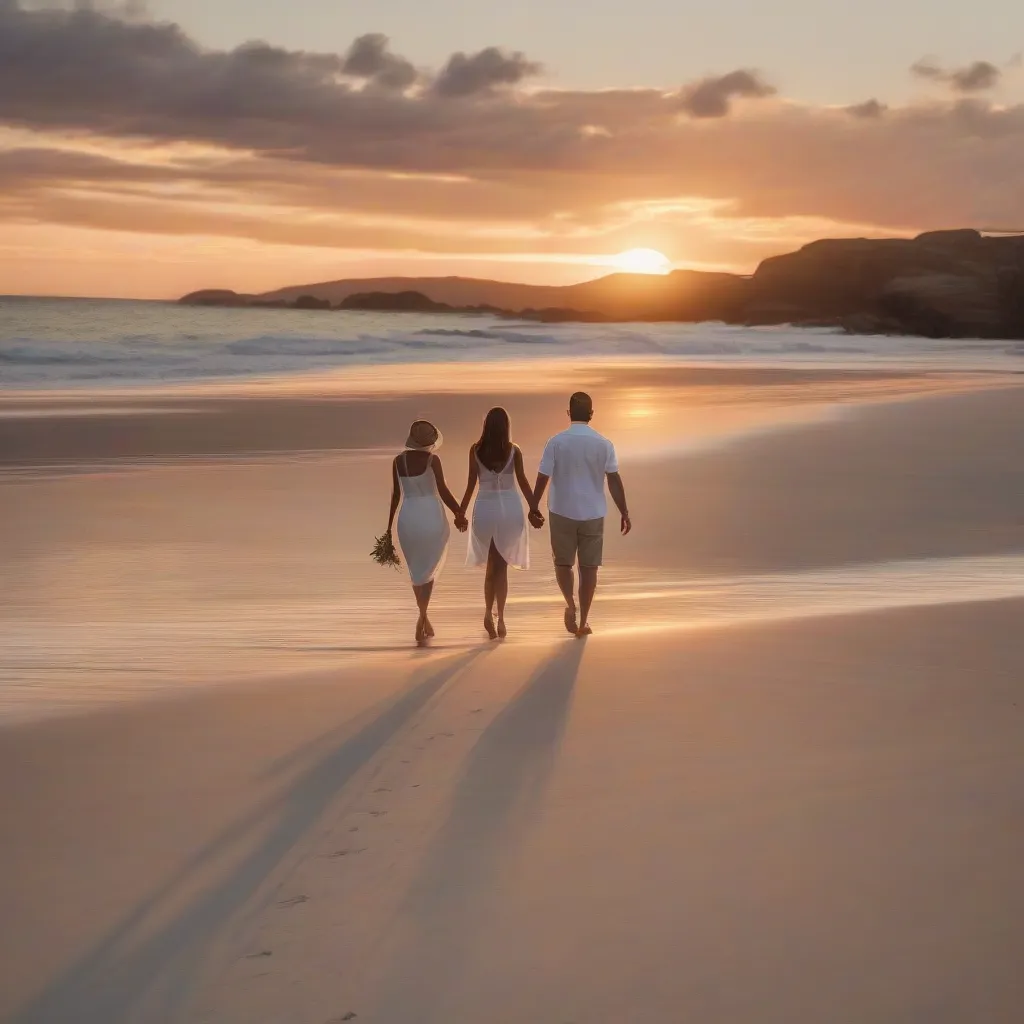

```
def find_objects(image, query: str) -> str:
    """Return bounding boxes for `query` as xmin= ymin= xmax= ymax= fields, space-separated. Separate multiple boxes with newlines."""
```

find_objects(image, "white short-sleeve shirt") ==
xmin=538 ymin=422 xmax=618 ymax=521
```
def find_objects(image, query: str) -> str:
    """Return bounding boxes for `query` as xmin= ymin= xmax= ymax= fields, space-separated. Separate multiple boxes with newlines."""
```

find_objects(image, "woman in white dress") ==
xmin=386 ymin=420 xmax=467 ymax=646
xmin=459 ymin=407 xmax=538 ymax=639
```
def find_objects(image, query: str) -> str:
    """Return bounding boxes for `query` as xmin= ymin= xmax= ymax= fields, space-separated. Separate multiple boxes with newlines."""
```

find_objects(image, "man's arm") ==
xmin=606 ymin=471 xmax=631 ymax=535
xmin=530 ymin=439 xmax=554 ymax=528
xmin=530 ymin=474 xmax=549 ymax=527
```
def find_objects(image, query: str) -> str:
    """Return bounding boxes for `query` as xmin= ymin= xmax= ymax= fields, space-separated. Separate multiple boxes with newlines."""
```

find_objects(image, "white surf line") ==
xmin=571 ymin=553 xmax=1024 ymax=637
xmin=0 ymin=446 xmax=393 ymax=480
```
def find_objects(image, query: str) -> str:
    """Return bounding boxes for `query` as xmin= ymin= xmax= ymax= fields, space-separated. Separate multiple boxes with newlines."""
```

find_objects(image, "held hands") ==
xmin=528 ymin=508 xmax=545 ymax=529
xmin=454 ymin=512 xmax=469 ymax=533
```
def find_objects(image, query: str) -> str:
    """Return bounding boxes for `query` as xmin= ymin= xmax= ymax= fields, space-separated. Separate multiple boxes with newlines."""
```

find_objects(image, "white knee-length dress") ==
xmin=467 ymin=449 xmax=529 ymax=569
xmin=397 ymin=455 xmax=450 ymax=586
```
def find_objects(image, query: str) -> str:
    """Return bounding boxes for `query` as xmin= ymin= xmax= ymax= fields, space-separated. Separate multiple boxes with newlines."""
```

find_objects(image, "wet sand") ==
xmin=1 ymin=365 xmax=1023 ymax=1022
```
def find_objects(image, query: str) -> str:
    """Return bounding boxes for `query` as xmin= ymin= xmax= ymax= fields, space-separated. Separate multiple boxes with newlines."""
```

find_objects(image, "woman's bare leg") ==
xmin=489 ymin=548 xmax=509 ymax=634
xmin=492 ymin=546 xmax=509 ymax=638
xmin=483 ymin=543 xmax=500 ymax=639
xmin=413 ymin=580 xmax=434 ymax=644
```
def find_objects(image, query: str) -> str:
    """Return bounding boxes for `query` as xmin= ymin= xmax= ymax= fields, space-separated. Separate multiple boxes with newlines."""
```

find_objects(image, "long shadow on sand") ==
xmin=11 ymin=648 xmax=488 ymax=1024
xmin=373 ymin=639 xmax=586 ymax=1022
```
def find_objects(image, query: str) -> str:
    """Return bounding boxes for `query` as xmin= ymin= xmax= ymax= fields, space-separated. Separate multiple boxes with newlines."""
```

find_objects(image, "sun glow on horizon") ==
xmin=610 ymin=248 xmax=672 ymax=275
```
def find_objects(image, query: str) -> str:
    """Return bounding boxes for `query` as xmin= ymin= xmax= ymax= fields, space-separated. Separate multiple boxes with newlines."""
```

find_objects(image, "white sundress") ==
xmin=467 ymin=449 xmax=529 ymax=570
xmin=396 ymin=454 xmax=450 ymax=586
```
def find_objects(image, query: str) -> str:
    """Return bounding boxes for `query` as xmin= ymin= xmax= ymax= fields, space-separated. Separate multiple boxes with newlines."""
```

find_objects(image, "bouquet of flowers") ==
xmin=370 ymin=531 xmax=402 ymax=569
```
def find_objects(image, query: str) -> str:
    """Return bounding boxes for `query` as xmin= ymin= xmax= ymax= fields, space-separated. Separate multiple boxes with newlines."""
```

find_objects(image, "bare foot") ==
xmin=576 ymin=623 xmax=593 ymax=638
xmin=496 ymin=617 xmax=507 ymax=639
xmin=483 ymin=613 xmax=498 ymax=640
xmin=423 ymin=616 xmax=435 ymax=638
xmin=416 ymin=617 xmax=429 ymax=647
xmin=563 ymin=607 xmax=579 ymax=636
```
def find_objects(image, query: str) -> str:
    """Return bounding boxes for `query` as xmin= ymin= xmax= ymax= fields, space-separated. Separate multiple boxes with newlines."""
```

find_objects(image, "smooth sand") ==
xmin=1 ymin=367 xmax=1023 ymax=1022
xmin=3 ymin=604 xmax=1024 ymax=1024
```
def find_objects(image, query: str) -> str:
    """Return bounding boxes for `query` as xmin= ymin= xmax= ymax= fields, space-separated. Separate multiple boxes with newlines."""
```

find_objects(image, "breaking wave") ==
xmin=1 ymin=297 xmax=1021 ymax=389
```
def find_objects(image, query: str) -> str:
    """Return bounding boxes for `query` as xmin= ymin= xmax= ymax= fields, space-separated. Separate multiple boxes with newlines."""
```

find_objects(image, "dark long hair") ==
xmin=476 ymin=406 xmax=512 ymax=472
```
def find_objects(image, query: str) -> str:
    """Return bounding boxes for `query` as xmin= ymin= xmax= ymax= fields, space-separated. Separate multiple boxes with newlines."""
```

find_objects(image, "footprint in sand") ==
xmin=244 ymin=950 xmax=272 ymax=959
xmin=373 ymin=787 xmax=391 ymax=793
xmin=324 ymin=848 xmax=367 ymax=858
xmin=276 ymin=895 xmax=309 ymax=908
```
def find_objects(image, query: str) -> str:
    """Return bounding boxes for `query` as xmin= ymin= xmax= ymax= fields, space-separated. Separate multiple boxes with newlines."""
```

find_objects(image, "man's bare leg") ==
xmin=555 ymin=565 xmax=578 ymax=634
xmin=577 ymin=566 xmax=598 ymax=635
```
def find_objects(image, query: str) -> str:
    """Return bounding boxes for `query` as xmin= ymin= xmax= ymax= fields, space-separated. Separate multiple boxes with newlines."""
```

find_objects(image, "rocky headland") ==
xmin=181 ymin=229 xmax=1024 ymax=339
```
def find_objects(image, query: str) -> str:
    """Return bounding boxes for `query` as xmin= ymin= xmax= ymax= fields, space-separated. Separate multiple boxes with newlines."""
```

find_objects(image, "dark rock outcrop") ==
xmin=337 ymin=290 xmax=453 ymax=312
xmin=746 ymin=229 xmax=1024 ymax=338
xmin=293 ymin=294 xmax=332 ymax=310
xmin=179 ymin=288 xmax=252 ymax=307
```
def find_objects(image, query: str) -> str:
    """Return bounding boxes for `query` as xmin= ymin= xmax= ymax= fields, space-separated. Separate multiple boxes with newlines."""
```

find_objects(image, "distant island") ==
xmin=181 ymin=229 xmax=1024 ymax=339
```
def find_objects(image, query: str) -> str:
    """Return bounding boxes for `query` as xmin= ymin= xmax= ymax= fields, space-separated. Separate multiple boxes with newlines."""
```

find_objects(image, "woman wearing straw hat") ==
xmin=386 ymin=420 xmax=467 ymax=646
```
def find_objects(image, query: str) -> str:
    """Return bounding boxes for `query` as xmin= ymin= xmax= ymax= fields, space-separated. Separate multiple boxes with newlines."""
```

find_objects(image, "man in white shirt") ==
xmin=531 ymin=391 xmax=632 ymax=636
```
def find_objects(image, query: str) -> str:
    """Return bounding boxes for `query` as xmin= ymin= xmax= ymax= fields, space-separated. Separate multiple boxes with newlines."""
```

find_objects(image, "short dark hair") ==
xmin=569 ymin=392 xmax=593 ymax=422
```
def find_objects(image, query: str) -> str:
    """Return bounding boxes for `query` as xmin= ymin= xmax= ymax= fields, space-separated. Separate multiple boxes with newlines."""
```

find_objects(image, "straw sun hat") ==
xmin=404 ymin=419 xmax=443 ymax=452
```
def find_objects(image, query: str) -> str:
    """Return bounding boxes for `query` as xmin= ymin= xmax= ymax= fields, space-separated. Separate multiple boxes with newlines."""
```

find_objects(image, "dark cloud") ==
xmin=0 ymin=2 xmax=552 ymax=167
xmin=433 ymin=47 xmax=542 ymax=97
xmin=0 ymin=2 xmax=350 ymax=134
xmin=342 ymin=33 xmax=418 ymax=91
xmin=677 ymin=69 xmax=776 ymax=118
xmin=17 ymin=0 xmax=151 ymax=19
xmin=952 ymin=61 xmax=1002 ymax=92
xmin=846 ymin=99 xmax=887 ymax=119
xmin=911 ymin=58 xmax=1001 ymax=92
xmin=912 ymin=59 xmax=951 ymax=84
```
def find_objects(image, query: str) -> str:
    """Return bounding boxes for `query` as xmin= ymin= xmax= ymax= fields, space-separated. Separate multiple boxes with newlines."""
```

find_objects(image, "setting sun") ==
xmin=611 ymin=248 xmax=673 ymax=275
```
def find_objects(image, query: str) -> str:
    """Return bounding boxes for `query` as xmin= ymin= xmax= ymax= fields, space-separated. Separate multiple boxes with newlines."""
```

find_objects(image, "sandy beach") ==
xmin=2 ymin=364 xmax=1024 ymax=1023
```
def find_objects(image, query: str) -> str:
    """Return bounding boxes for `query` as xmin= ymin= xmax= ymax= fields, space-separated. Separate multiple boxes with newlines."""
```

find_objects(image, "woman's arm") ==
xmin=459 ymin=445 xmax=479 ymax=515
xmin=513 ymin=446 xmax=538 ymax=512
xmin=432 ymin=457 xmax=468 ymax=531
xmin=387 ymin=457 xmax=401 ymax=533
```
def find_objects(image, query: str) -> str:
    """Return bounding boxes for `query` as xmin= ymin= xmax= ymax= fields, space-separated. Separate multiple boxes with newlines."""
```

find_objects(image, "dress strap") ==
xmin=401 ymin=451 xmax=408 ymax=476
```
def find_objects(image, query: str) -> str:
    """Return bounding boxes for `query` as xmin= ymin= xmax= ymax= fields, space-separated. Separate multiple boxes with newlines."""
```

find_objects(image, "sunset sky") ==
xmin=2 ymin=0 xmax=1024 ymax=298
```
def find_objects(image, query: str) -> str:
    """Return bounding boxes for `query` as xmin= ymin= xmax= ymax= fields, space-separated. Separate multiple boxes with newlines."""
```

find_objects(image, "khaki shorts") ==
xmin=549 ymin=512 xmax=605 ymax=568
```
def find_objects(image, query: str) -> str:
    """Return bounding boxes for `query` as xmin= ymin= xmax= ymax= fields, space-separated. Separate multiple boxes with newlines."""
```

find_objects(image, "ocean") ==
xmin=3 ymin=296 xmax=1024 ymax=391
